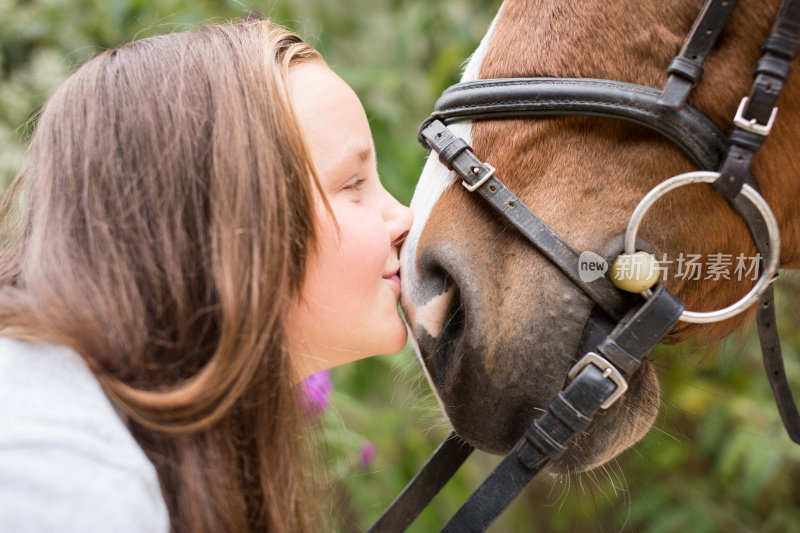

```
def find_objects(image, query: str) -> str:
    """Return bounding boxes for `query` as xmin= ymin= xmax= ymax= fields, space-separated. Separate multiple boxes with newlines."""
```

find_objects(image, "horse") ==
xmin=399 ymin=0 xmax=800 ymax=478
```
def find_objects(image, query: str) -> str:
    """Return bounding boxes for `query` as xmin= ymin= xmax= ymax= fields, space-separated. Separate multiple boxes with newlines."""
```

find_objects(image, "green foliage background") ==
xmin=1 ymin=1 xmax=798 ymax=531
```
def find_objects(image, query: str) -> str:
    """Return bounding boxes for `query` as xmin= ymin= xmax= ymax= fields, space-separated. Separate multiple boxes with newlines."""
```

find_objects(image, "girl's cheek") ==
xmin=338 ymin=203 xmax=387 ymax=245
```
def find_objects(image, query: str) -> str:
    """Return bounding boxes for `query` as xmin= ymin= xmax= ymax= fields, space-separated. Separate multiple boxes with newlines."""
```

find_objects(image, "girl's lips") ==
xmin=383 ymin=273 xmax=401 ymax=289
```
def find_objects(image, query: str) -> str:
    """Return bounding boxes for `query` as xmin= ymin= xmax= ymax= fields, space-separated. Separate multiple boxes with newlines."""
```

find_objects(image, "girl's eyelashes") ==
xmin=343 ymin=177 xmax=366 ymax=191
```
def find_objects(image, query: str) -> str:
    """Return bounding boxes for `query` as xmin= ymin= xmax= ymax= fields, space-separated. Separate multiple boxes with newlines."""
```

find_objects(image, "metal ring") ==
xmin=624 ymin=171 xmax=780 ymax=324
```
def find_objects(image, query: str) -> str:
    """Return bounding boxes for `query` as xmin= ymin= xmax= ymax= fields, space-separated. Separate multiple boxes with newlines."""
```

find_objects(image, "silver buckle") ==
xmin=733 ymin=97 xmax=778 ymax=136
xmin=568 ymin=352 xmax=628 ymax=410
xmin=462 ymin=162 xmax=496 ymax=192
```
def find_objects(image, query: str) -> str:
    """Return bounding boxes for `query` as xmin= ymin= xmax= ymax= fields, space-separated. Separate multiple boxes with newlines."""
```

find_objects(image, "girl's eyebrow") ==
xmin=323 ymin=139 xmax=375 ymax=181
xmin=351 ymin=144 xmax=372 ymax=164
xmin=332 ymin=143 xmax=372 ymax=172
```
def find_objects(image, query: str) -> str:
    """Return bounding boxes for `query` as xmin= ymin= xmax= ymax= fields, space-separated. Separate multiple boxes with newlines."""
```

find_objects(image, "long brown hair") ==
xmin=0 ymin=20 xmax=326 ymax=532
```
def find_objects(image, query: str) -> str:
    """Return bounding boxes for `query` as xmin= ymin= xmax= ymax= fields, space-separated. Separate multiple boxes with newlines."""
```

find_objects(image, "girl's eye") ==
xmin=344 ymin=178 xmax=366 ymax=191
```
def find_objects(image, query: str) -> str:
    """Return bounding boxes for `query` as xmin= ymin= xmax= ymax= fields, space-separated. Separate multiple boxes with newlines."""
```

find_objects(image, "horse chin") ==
xmin=415 ymin=323 xmax=660 ymax=472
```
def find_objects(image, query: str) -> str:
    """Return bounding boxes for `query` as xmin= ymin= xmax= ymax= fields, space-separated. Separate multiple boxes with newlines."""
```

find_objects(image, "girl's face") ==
xmin=287 ymin=62 xmax=413 ymax=381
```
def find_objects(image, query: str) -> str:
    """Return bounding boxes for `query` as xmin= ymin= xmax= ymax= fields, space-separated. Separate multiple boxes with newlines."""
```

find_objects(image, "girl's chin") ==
xmin=382 ymin=323 xmax=409 ymax=355
xmin=361 ymin=313 xmax=408 ymax=357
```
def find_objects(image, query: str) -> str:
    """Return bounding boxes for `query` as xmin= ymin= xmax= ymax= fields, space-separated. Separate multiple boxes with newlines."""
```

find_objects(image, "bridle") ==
xmin=370 ymin=1 xmax=800 ymax=531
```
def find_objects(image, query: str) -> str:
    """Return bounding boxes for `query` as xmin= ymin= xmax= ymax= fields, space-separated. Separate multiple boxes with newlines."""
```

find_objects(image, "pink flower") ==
xmin=299 ymin=369 xmax=332 ymax=421
xmin=358 ymin=441 xmax=378 ymax=468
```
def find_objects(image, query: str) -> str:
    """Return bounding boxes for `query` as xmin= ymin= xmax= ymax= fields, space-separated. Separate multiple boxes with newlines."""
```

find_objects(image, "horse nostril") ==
xmin=412 ymin=246 xmax=467 ymax=341
xmin=422 ymin=263 xmax=452 ymax=296
xmin=413 ymin=266 xmax=454 ymax=336
xmin=414 ymin=257 xmax=467 ymax=383
xmin=439 ymin=285 xmax=465 ymax=345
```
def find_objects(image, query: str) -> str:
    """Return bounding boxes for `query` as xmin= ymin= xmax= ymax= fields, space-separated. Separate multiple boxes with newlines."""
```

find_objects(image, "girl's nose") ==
xmin=385 ymin=194 xmax=413 ymax=246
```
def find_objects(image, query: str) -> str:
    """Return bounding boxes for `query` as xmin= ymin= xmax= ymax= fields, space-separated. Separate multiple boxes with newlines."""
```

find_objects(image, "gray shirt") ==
xmin=0 ymin=336 xmax=169 ymax=532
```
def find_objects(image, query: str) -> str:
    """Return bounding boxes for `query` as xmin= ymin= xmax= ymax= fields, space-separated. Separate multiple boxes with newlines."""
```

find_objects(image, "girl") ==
xmin=0 ymin=19 xmax=411 ymax=532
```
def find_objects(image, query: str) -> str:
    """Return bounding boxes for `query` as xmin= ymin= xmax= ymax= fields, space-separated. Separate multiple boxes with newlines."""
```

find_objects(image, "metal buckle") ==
xmin=733 ymin=97 xmax=778 ymax=136
xmin=462 ymin=162 xmax=496 ymax=192
xmin=568 ymin=352 xmax=628 ymax=409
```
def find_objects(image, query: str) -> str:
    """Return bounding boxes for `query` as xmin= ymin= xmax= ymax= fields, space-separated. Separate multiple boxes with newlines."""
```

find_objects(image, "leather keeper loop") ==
xmin=762 ymin=35 xmax=799 ymax=59
xmin=438 ymin=137 xmax=469 ymax=169
xmin=667 ymin=56 xmax=704 ymax=84
xmin=658 ymin=75 xmax=692 ymax=110
xmin=417 ymin=118 xmax=436 ymax=148
xmin=525 ymin=421 xmax=567 ymax=460
xmin=515 ymin=440 xmax=546 ymax=470
xmin=754 ymin=57 xmax=792 ymax=81
xmin=597 ymin=338 xmax=641 ymax=375
xmin=729 ymin=127 xmax=766 ymax=152
xmin=549 ymin=392 xmax=592 ymax=433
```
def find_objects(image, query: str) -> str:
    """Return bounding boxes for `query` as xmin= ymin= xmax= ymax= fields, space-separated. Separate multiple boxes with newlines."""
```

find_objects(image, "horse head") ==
xmin=401 ymin=0 xmax=800 ymax=473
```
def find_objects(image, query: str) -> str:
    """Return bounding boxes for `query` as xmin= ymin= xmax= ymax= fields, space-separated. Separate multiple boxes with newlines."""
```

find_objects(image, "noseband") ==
xmin=372 ymin=1 xmax=800 ymax=531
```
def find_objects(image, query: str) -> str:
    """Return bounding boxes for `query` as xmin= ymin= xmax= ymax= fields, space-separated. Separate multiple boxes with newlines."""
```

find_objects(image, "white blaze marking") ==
xmin=400 ymin=5 xmax=504 ymax=421
xmin=401 ymin=6 xmax=504 ymax=306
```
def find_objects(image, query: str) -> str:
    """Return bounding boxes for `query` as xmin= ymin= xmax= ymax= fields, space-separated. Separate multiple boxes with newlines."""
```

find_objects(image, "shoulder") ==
xmin=0 ymin=337 xmax=170 ymax=533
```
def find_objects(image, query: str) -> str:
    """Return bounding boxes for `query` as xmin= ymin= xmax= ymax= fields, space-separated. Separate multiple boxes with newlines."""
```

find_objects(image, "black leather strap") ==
xmin=419 ymin=118 xmax=630 ymax=321
xmin=367 ymin=432 xmax=474 ymax=533
xmin=728 ymin=183 xmax=800 ymax=443
xmin=709 ymin=0 xmax=800 ymax=443
xmin=658 ymin=0 xmax=740 ymax=109
xmin=758 ymin=285 xmax=800 ymax=442
xmin=747 ymin=0 xmax=800 ymax=122
xmin=419 ymin=78 xmax=728 ymax=170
